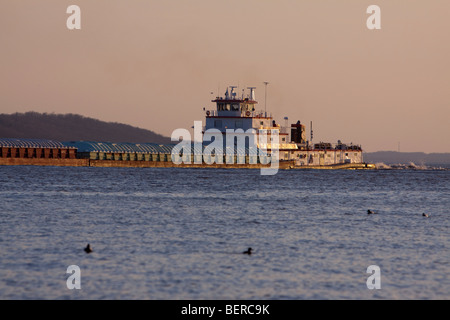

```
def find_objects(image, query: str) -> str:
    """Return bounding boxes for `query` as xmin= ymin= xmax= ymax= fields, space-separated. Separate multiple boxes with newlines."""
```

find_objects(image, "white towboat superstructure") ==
xmin=203 ymin=85 xmax=364 ymax=167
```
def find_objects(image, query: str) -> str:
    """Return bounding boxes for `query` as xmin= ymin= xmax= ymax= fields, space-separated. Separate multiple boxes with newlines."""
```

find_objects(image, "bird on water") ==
xmin=422 ymin=213 xmax=429 ymax=217
xmin=84 ymin=243 xmax=93 ymax=253
xmin=243 ymin=248 xmax=252 ymax=255
xmin=367 ymin=210 xmax=377 ymax=214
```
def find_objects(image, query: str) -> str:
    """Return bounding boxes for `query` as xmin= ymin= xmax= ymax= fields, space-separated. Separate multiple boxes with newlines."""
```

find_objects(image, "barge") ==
xmin=0 ymin=85 xmax=374 ymax=170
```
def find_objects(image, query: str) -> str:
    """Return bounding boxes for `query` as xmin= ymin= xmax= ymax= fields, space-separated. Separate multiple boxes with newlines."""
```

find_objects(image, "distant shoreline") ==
xmin=364 ymin=151 xmax=450 ymax=165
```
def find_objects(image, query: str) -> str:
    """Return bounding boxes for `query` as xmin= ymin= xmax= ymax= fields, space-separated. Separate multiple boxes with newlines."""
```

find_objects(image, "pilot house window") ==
xmin=231 ymin=104 xmax=240 ymax=111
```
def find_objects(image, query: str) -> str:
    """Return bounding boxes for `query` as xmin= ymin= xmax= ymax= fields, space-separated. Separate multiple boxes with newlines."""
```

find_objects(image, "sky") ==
xmin=0 ymin=0 xmax=449 ymax=153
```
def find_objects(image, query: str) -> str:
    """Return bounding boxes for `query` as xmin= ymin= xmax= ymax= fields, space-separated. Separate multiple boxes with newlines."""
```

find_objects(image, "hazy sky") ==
xmin=1 ymin=0 xmax=449 ymax=152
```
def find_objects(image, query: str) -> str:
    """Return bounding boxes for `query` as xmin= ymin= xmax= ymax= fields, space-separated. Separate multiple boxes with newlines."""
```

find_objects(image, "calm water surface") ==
xmin=0 ymin=166 xmax=448 ymax=299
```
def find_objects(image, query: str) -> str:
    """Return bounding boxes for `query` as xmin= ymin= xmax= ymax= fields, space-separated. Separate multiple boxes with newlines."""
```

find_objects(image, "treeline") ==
xmin=0 ymin=112 xmax=172 ymax=144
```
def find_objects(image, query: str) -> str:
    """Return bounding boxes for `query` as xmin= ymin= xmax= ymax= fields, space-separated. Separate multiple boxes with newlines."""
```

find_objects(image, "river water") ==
xmin=0 ymin=165 xmax=448 ymax=299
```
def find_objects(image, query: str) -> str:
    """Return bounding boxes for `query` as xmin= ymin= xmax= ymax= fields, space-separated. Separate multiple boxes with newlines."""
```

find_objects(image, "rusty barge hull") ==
xmin=0 ymin=158 xmax=88 ymax=167
xmin=0 ymin=157 xmax=294 ymax=169
xmin=0 ymin=157 xmax=374 ymax=170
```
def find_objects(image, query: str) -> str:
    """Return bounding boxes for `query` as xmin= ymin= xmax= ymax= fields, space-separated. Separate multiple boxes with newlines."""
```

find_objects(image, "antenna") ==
xmin=263 ymin=82 xmax=269 ymax=115
xmin=230 ymin=86 xmax=237 ymax=99
xmin=283 ymin=116 xmax=288 ymax=134
xmin=247 ymin=87 xmax=256 ymax=100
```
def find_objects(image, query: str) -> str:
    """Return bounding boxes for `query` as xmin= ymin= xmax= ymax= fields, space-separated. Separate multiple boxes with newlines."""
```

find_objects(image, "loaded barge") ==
xmin=0 ymin=85 xmax=374 ymax=170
